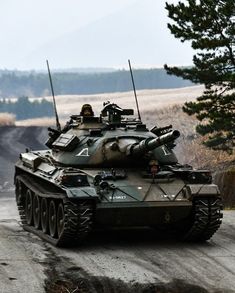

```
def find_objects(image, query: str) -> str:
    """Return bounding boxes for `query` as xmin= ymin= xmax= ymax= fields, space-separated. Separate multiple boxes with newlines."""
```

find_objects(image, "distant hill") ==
xmin=0 ymin=68 xmax=117 ymax=76
xmin=0 ymin=68 xmax=193 ymax=98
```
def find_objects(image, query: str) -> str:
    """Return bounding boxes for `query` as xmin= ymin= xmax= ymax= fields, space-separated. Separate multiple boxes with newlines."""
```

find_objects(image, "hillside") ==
xmin=0 ymin=126 xmax=47 ymax=191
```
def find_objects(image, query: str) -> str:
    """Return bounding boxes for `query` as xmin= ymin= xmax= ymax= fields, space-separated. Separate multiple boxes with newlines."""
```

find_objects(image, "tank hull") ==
xmin=15 ymin=159 xmax=222 ymax=247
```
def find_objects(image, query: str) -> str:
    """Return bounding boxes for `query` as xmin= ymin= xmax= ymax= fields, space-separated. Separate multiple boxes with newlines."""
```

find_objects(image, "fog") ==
xmin=0 ymin=0 xmax=193 ymax=69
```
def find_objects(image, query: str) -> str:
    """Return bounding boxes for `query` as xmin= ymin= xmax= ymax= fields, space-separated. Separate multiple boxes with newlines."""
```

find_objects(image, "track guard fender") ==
xmin=65 ymin=186 xmax=99 ymax=200
xmin=186 ymin=184 xmax=220 ymax=199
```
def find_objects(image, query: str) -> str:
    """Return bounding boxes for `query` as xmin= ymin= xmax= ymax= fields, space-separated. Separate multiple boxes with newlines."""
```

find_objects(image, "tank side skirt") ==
xmin=17 ymin=174 xmax=65 ymax=199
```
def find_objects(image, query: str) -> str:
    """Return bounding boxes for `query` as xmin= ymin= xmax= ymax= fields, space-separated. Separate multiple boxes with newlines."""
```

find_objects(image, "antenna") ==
xmin=128 ymin=59 xmax=141 ymax=121
xmin=46 ymin=60 xmax=61 ymax=132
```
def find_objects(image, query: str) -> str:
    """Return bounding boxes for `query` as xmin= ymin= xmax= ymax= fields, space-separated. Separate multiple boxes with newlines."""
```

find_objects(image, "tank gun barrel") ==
xmin=128 ymin=130 xmax=180 ymax=156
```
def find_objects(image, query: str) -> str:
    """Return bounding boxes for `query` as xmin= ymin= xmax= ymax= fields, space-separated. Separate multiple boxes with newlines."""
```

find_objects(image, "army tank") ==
xmin=14 ymin=102 xmax=223 ymax=246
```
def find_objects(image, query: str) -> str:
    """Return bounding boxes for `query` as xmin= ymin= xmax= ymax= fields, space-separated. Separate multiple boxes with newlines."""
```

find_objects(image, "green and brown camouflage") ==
xmin=14 ymin=102 xmax=223 ymax=246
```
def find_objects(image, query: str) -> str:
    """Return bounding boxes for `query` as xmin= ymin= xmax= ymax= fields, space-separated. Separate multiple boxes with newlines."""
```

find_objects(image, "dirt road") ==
xmin=0 ymin=192 xmax=235 ymax=293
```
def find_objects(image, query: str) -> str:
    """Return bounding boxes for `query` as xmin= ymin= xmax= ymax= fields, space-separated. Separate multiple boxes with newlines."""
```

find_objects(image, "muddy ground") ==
xmin=0 ymin=126 xmax=235 ymax=293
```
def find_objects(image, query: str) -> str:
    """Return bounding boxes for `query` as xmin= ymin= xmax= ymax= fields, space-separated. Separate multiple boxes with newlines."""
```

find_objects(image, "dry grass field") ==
xmin=0 ymin=113 xmax=15 ymax=126
xmin=17 ymin=85 xmax=203 ymax=126
xmin=47 ymin=85 xmax=204 ymax=119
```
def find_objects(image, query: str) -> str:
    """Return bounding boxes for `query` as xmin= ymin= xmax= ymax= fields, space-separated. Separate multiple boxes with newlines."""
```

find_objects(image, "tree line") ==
xmin=0 ymin=97 xmax=53 ymax=120
xmin=0 ymin=68 xmax=192 ymax=98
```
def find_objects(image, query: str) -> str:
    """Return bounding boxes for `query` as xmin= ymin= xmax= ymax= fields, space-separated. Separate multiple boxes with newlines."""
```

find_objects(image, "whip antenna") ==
xmin=46 ymin=60 xmax=61 ymax=132
xmin=128 ymin=59 xmax=141 ymax=121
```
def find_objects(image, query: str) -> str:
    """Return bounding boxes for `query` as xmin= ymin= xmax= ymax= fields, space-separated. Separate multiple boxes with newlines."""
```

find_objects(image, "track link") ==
xmin=184 ymin=197 xmax=223 ymax=241
xmin=57 ymin=200 xmax=93 ymax=246
xmin=15 ymin=175 xmax=94 ymax=247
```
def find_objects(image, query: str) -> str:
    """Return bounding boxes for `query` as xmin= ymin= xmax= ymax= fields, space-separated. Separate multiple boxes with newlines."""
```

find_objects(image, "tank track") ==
xmin=15 ymin=175 xmax=94 ymax=247
xmin=183 ymin=197 xmax=223 ymax=241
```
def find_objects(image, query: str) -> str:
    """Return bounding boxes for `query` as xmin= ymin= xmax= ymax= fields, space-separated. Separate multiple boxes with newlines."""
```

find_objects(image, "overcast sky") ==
xmin=0 ymin=0 xmax=193 ymax=70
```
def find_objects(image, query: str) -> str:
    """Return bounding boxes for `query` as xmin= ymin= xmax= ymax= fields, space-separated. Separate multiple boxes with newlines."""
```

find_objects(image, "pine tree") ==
xmin=165 ymin=0 xmax=235 ymax=152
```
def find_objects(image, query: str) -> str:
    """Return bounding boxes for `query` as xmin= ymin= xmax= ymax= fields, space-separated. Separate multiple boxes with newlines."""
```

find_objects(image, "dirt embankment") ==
xmin=0 ymin=126 xmax=48 ymax=190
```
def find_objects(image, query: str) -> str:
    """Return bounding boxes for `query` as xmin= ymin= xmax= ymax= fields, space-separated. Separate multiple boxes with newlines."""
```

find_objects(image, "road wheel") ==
xmin=41 ymin=198 xmax=48 ymax=233
xmin=25 ymin=189 xmax=33 ymax=225
xmin=49 ymin=200 xmax=57 ymax=238
xmin=57 ymin=203 xmax=65 ymax=238
xmin=33 ymin=194 xmax=41 ymax=229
